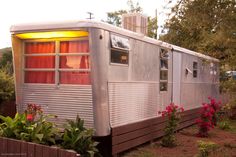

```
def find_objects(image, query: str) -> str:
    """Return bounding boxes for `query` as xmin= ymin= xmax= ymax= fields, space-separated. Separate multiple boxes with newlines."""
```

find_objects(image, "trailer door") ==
xmin=172 ymin=52 xmax=182 ymax=105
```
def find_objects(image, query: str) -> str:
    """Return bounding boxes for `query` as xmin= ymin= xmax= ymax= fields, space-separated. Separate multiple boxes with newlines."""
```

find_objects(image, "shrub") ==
xmin=158 ymin=103 xmax=184 ymax=147
xmin=0 ymin=104 xmax=99 ymax=156
xmin=0 ymin=48 xmax=13 ymax=75
xmin=218 ymin=120 xmax=231 ymax=130
xmin=208 ymin=97 xmax=221 ymax=126
xmin=196 ymin=97 xmax=221 ymax=137
xmin=0 ymin=104 xmax=59 ymax=145
xmin=61 ymin=115 xmax=99 ymax=157
xmin=196 ymin=103 xmax=214 ymax=137
xmin=197 ymin=140 xmax=218 ymax=157
xmin=0 ymin=113 xmax=25 ymax=138
xmin=227 ymin=99 xmax=236 ymax=119
xmin=0 ymin=70 xmax=15 ymax=104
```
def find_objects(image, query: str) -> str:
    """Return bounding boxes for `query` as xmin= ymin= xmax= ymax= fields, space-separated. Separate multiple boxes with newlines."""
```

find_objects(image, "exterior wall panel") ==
xmin=19 ymin=85 xmax=94 ymax=128
xmin=108 ymin=82 xmax=159 ymax=127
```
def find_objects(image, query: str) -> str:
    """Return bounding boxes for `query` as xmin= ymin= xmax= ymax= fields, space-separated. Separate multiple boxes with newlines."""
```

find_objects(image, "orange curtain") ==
xmin=24 ymin=42 xmax=55 ymax=84
xmin=25 ymin=71 xmax=55 ymax=84
xmin=59 ymin=40 xmax=91 ymax=85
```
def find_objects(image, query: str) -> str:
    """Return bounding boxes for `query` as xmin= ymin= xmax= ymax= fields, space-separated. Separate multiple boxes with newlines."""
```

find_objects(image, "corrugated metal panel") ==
xmin=108 ymin=82 xmax=158 ymax=127
xmin=18 ymin=84 xmax=94 ymax=128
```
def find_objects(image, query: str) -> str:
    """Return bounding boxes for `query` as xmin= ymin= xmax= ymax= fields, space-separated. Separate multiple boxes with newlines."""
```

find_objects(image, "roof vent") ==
xmin=122 ymin=13 xmax=148 ymax=35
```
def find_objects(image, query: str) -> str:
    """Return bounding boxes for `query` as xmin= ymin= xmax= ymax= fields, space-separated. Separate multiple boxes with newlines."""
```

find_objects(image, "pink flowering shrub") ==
xmin=208 ymin=97 xmax=221 ymax=126
xmin=159 ymin=103 xmax=184 ymax=147
xmin=196 ymin=97 xmax=221 ymax=137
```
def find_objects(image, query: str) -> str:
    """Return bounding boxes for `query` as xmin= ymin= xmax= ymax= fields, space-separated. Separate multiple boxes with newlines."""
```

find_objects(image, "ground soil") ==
xmin=122 ymin=121 xmax=236 ymax=157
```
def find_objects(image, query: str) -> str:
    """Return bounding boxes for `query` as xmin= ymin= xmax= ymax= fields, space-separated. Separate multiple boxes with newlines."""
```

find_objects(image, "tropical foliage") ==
xmin=0 ymin=105 xmax=99 ymax=157
xmin=0 ymin=104 xmax=58 ymax=145
xmin=62 ymin=115 xmax=99 ymax=157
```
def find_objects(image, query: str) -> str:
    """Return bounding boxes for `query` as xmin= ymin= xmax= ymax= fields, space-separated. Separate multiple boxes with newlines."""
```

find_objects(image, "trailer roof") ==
xmin=10 ymin=20 xmax=219 ymax=62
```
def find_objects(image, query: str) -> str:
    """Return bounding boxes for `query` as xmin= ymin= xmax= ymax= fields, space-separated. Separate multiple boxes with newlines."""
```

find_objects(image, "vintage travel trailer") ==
xmin=10 ymin=20 xmax=219 ymax=155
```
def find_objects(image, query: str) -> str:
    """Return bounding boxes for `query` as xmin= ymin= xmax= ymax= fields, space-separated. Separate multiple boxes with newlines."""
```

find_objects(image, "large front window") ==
xmin=24 ymin=38 xmax=90 ymax=85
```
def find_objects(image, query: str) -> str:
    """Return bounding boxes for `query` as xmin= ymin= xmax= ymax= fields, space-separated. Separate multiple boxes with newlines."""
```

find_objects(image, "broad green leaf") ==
xmin=35 ymin=134 xmax=44 ymax=141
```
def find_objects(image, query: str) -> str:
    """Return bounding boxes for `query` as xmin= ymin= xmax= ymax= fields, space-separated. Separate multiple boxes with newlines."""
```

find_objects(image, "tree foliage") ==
xmin=148 ymin=17 xmax=158 ymax=39
xmin=160 ymin=0 xmax=236 ymax=69
xmin=106 ymin=0 xmax=157 ymax=38
xmin=0 ymin=47 xmax=13 ymax=75
xmin=0 ymin=70 xmax=15 ymax=103
xmin=107 ymin=10 xmax=128 ymax=27
xmin=0 ymin=47 xmax=15 ymax=104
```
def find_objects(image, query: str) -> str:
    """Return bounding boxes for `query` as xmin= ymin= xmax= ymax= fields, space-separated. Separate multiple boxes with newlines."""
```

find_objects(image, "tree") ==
xmin=0 ymin=70 xmax=15 ymax=104
xmin=0 ymin=47 xmax=13 ymax=75
xmin=160 ymin=0 xmax=236 ymax=69
xmin=107 ymin=10 xmax=128 ymax=27
xmin=106 ymin=0 xmax=157 ymax=38
xmin=148 ymin=17 xmax=158 ymax=39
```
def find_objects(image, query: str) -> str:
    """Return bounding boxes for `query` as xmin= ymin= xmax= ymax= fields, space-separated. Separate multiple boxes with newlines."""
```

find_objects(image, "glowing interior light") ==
xmin=15 ymin=31 xmax=88 ymax=39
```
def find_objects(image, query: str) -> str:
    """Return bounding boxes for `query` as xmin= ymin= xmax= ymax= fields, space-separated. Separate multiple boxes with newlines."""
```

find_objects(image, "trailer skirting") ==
xmin=111 ymin=107 xmax=201 ymax=155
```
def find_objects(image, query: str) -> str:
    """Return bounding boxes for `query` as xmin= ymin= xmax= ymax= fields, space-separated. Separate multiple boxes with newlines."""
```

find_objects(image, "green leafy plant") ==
xmin=0 ymin=113 xmax=26 ymax=138
xmin=0 ymin=70 xmax=15 ymax=104
xmin=218 ymin=120 xmax=231 ymax=130
xmin=158 ymin=103 xmax=184 ymax=147
xmin=19 ymin=114 xmax=59 ymax=145
xmin=0 ymin=104 xmax=59 ymax=145
xmin=62 ymin=115 xmax=99 ymax=157
xmin=197 ymin=140 xmax=218 ymax=157
xmin=0 ymin=48 xmax=13 ymax=75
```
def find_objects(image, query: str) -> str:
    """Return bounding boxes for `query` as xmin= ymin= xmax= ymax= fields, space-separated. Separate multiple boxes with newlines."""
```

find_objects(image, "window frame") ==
xmin=160 ymin=48 xmax=169 ymax=92
xmin=22 ymin=37 xmax=91 ymax=85
xmin=110 ymin=47 xmax=129 ymax=66
xmin=110 ymin=34 xmax=129 ymax=66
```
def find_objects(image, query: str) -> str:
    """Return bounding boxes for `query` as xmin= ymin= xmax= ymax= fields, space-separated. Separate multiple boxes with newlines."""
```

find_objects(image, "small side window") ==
xmin=110 ymin=34 xmax=129 ymax=65
xmin=193 ymin=61 xmax=198 ymax=78
xmin=160 ymin=48 xmax=169 ymax=91
xmin=110 ymin=49 xmax=128 ymax=64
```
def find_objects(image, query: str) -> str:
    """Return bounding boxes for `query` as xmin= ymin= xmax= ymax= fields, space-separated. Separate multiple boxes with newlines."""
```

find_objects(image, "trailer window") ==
xmin=110 ymin=49 xmax=128 ymax=64
xmin=160 ymin=49 xmax=168 ymax=91
xmin=24 ymin=38 xmax=90 ymax=85
xmin=24 ymin=42 xmax=55 ymax=83
xmin=193 ymin=61 xmax=198 ymax=78
xmin=59 ymin=40 xmax=90 ymax=84
xmin=110 ymin=34 xmax=129 ymax=65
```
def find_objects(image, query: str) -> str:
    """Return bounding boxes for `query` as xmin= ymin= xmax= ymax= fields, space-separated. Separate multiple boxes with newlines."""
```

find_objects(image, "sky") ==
xmin=0 ymin=0 xmax=175 ymax=48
